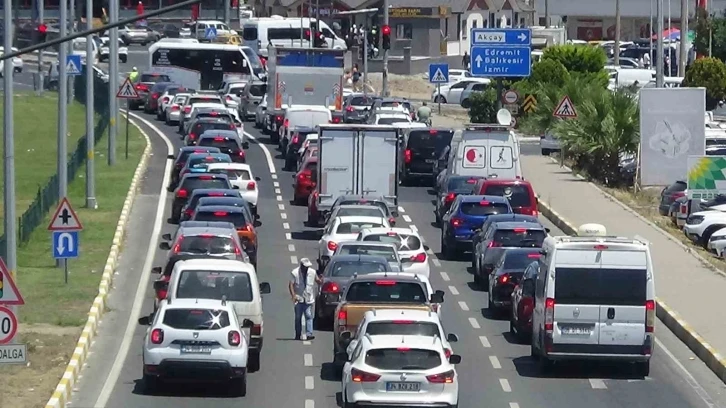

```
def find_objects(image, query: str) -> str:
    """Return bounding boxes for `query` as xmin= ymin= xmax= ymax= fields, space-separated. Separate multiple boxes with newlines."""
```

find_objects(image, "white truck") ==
xmin=315 ymin=124 xmax=400 ymax=217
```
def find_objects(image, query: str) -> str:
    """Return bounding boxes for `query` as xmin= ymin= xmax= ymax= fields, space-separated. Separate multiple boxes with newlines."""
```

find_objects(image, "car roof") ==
xmin=207 ymin=162 xmax=252 ymax=171
xmin=335 ymin=204 xmax=385 ymax=211
xmin=485 ymin=214 xmax=538 ymax=223
xmin=193 ymin=117 xmax=230 ymax=124
xmin=479 ymin=178 xmax=533 ymax=187
xmin=195 ymin=205 xmax=246 ymax=213
xmin=494 ymin=221 xmax=545 ymax=230
xmin=338 ymin=241 xmax=397 ymax=248
xmin=177 ymin=226 xmax=237 ymax=236
xmin=179 ymin=220 xmax=235 ymax=229
xmin=351 ymin=272 xmax=427 ymax=283
xmin=187 ymin=152 xmax=230 ymax=160
xmin=175 ymin=258 xmax=255 ymax=272
xmin=189 ymin=188 xmax=239 ymax=196
xmin=329 ymin=254 xmax=390 ymax=263
xmin=196 ymin=106 xmax=230 ymax=112
xmin=198 ymin=196 xmax=247 ymax=204
xmin=335 ymin=216 xmax=387 ymax=223
xmin=198 ymin=131 xmax=239 ymax=140
xmin=459 ymin=194 xmax=509 ymax=203
xmin=181 ymin=172 xmax=229 ymax=180
xmin=363 ymin=309 xmax=439 ymax=322
xmin=359 ymin=227 xmax=418 ymax=236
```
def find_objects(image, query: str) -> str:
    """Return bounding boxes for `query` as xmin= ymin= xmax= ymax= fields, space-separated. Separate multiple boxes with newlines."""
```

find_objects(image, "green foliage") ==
xmin=683 ymin=57 xmax=726 ymax=109
xmin=694 ymin=7 xmax=712 ymax=57
xmin=467 ymin=88 xmax=498 ymax=123
xmin=707 ymin=16 xmax=726 ymax=62
xmin=542 ymin=44 xmax=607 ymax=74
xmin=530 ymin=59 xmax=569 ymax=86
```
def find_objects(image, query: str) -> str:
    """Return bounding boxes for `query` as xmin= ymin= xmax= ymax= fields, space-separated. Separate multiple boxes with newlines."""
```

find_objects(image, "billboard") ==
xmin=687 ymin=156 xmax=726 ymax=199
xmin=640 ymin=88 xmax=706 ymax=186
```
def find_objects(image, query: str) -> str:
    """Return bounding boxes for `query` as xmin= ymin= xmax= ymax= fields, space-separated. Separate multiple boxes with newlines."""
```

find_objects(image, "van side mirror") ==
xmin=138 ymin=315 xmax=151 ymax=325
xmin=159 ymin=242 xmax=171 ymax=250
xmin=430 ymin=290 xmax=445 ymax=304
xmin=162 ymin=233 xmax=172 ymax=241
xmin=151 ymin=266 xmax=162 ymax=274
xmin=259 ymin=282 xmax=271 ymax=294
xmin=391 ymin=211 xmax=399 ymax=217
xmin=242 ymin=319 xmax=255 ymax=328
xmin=545 ymin=228 xmax=551 ymax=233
xmin=449 ymin=354 xmax=462 ymax=364
xmin=446 ymin=333 xmax=459 ymax=342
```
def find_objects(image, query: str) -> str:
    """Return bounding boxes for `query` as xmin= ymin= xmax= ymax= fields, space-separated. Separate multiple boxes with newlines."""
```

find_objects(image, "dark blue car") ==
xmin=440 ymin=195 xmax=512 ymax=259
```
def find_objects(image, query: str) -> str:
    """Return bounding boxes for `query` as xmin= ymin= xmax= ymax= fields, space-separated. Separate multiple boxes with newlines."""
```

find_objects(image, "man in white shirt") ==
xmin=289 ymin=258 xmax=322 ymax=340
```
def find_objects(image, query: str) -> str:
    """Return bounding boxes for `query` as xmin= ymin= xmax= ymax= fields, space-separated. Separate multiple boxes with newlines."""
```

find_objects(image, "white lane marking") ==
xmin=305 ymin=400 xmax=314 ymax=408
xmin=426 ymin=248 xmax=435 ymax=255
xmin=589 ymin=379 xmax=607 ymax=389
xmin=285 ymin=232 xmax=292 ymax=240
xmin=304 ymin=353 xmax=313 ymax=366
xmin=468 ymin=317 xmax=480 ymax=329
xmin=278 ymin=204 xmax=285 ymax=210
xmin=458 ymin=301 xmax=469 ymax=311
xmin=94 ymin=112 xmax=174 ymax=407
xmin=281 ymin=212 xmax=288 ymax=220
xmin=409 ymin=225 xmax=418 ymax=233
xmin=283 ymin=222 xmax=290 ymax=230
xmin=402 ymin=215 xmax=412 ymax=223
xmin=303 ymin=340 xmax=312 ymax=345
xmin=440 ymin=272 xmax=450 ymax=281
xmin=275 ymin=188 xmax=282 ymax=194
xmin=272 ymin=174 xmax=278 ymax=180
xmin=273 ymin=181 xmax=280 ymax=187
xmin=276 ymin=195 xmax=283 ymax=201
xmin=509 ymin=403 xmax=520 ymax=408
xmin=398 ymin=206 xmax=406 ymax=213
xmin=655 ymin=337 xmax=716 ymax=407
xmin=305 ymin=376 xmax=314 ymax=389
xmin=499 ymin=378 xmax=511 ymax=392
xmin=291 ymin=255 xmax=298 ymax=264
xmin=432 ymin=258 xmax=441 ymax=267
xmin=489 ymin=356 xmax=501 ymax=369
xmin=479 ymin=336 xmax=491 ymax=348
xmin=448 ymin=286 xmax=459 ymax=295
xmin=245 ymin=131 xmax=276 ymax=174
xmin=288 ymin=244 xmax=296 ymax=252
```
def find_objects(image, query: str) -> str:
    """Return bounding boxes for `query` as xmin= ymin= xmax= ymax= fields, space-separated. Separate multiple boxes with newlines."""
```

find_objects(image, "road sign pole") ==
xmin=437 ymin=83 xmax=441 ymax=115
xmin=86 ymin=0 xmax=97 ymax=210
xmin=109 ymin=0 xmax=119 ymax=166
xmin=37 ymin=0 xmax=44 ymax=95
xmin=126 ymin=100 xmax=130 ymax=159
xmin=3 ymin=0 xmax=17 ymax=342
xmin=496 ymin=79 xmax=503 ymax=110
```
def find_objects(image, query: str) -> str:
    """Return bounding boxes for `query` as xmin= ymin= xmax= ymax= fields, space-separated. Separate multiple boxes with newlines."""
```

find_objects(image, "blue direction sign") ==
xmin=470 ymin=28 xmax=532 ymax=78
xmin=65 ymin=54 xmax=82 ymax=76
xmin=52 ymin=231 xmax=79 ymax=259
xmin=205 ymin=26 xmax=218 ymax=40
xmin=429 ymin=63 xmax=449 ymax=84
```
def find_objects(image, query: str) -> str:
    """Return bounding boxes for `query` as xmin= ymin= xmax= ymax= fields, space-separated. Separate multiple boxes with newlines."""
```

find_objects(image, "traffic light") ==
xmin=35 ymin=23 xmax=48 ymax=44
xmin=381 ymin=25 xmax=391 ymax=50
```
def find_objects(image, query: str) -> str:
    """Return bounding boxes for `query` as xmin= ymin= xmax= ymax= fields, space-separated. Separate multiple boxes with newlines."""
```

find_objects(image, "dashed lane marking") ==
xmin=291 ymin=255 xmax=298 ymax=264
xmin=589 ymin=379 xmax=607 ymax=389
xmin=305 ymin=376 xmax=314 ymax=389
xmin=288 ymin=244 xmax=296 ymax=252
xmin=458 ymin=301 xmax=469 ymax=311
xmin=303 ymin=340 xmax=312 ymax=345
xmin=273 ymin=181 xmax=280 ymax=187
xmin=275 ymin=188 xmax=281 ymax=194
xmin=276 ymin=195 xmax=283 ymax=201
xmin=468 ymin=317 xmax=480 ymax=329
xmin=398 ymin=206 xmax=405 ymax=213
xmin=305 ymin=400 xmax=314 ymax=408
xmin=432 ymin=258 xmax=441 ymax=267
xmin=278 ymin=204 xmax=285 ymax=210
xmin=448 ymin=286 xmax=459 ymax=295
xmin=489 ymin=356 xmax=501 ymax=369
xmin=283 ymin=223 xmax=290 ymax=230
xmin=271 ymin=174 xmax=278 ymax=180
xmin=281 ymin=213 xmax=288 ymax=220
xmin=509 ymin=403 xmax=520 ymax=408
xmin=500 ymin=378 xmax=511 ymax=392
xmin=402 ymin=215 xmax=412 ymax=223
xmin=440 ymin=272 xmax=450 ymax=281
xmin=409 ymin=225 xmax=418 ymax=233
xmin=479 ymin=336 xmax=491 ymax=348
xmin=304 ymin=354 xmax=313 ymax=366
xmin=285 ymin=232 xmax=292 ymax=240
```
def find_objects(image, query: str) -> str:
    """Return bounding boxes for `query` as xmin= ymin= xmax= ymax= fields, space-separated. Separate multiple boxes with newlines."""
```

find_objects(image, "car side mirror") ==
xmin=242 ymin=319 xmax=255 ymax=328
xmin=167 ymin=154 xmax=175 ymax=159
xmin=391 ymin=211 xmax=399 ymax=217
xmin=259 ymin=282 xmax=271 ymax=294
xmin=233 ymin=185 xmax=240 ymax=189
xmin=430 ymin=290 xmax=445 ymax=304
xmin=447 ymin=333 xmax=459 ymax=342
xmin=242 ymin=142 xmax=250 ymax=149
xmin=138 ymin=315 xmax=151 ymax=325
xmin=254 ymin=220 xmax=262 ymax=227
xmin=162 ymin=233 xmax=172 ymax=241
xmin=545 ymin=228 xmax=551 ymax=233
xmin=159 ymin=242 xmax=171 ymax=250
xmin=153 ymin=280 xmax=168 ymax=291
xmin=292 ymin=174 xmax=296 ymax=179
xmin=255 ymin=176 xmax=261 ymax=181
xmin=151 ymin=266 xmax=162 ymax=274
xmin=449 ymin=354 xmax=462 ymax=364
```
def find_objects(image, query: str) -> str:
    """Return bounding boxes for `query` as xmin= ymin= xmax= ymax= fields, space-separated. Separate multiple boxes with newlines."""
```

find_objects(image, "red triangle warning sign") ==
xmin=47 ymin=197 xmax=84 ymax=231
xmin=116 ymin=78 xmax=139 ymax=99
xmin=553 ymin=95 xmax=577 ymax=119
xmin=0 ymin=258 xmax=24 ymax=305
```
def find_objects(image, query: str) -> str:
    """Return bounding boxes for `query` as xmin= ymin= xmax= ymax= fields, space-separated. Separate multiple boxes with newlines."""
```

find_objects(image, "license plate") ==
xmin=560 ymin=325 xmax=593 ymax=335
xmin=180 ymin=345 xmax=212 ymax=354
xmin=425 ymin=159 xmax=435 ymax=163
xmin=386 ymin=382 xmax=420 ymax=392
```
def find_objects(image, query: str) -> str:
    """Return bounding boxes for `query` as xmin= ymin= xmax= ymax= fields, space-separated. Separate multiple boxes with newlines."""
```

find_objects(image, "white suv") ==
xmin=356 ymin=227 xmax=430 ymax=278
xmin=683 ymin=207 xmax=726 ymax=247
xmin=139 ymin=298 xmax=254 ymax=395
xmin=341 ymin=333 xmax=460 ymax=407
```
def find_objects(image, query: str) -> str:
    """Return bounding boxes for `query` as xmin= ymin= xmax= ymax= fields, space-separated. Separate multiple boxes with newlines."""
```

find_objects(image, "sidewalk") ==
xmin=522 ymin=154 xmax=726 ymax=381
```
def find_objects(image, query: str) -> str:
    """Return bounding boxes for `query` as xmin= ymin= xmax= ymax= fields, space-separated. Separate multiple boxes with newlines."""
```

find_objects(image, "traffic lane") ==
xmin=397 ymin=185 xmax=724 ymax=408
xmin=256 ymin=128 xmax=524 ymax=408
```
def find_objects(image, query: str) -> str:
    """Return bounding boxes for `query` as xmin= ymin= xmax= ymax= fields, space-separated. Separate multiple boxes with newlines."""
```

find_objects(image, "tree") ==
xmin=683 ymin=57 xmax=726 ymax=110
xmin=542 ymin=44 xmax=607 ymax=75
xmin=467 ymin=88 xmax=498 ymax=123
xmin=530 ymin=59 xmax=569 ymax=86
xmin=694 ymin=6 xmax=712 ymax=57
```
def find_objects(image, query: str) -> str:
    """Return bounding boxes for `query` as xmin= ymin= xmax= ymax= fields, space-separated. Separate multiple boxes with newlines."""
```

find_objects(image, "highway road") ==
xmin=63 ymin=48 xmax=726 ymax=408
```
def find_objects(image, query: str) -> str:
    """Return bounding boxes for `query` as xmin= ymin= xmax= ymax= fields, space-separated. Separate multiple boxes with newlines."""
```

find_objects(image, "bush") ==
xmin=683 ymin=57 xmax=726 ymax=110
xmin=530 ymin=59 xmax=569 ymax=86
xmin=542 ymin=44 xmax=607 ymax=74
xmin=467 ymin=88 xmax=498 ymax=123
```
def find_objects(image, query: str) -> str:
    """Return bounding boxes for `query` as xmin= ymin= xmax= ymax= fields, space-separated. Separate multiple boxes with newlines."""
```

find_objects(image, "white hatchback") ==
xmin=205 ymin=163 xmax=259 ymax=208
xmin=356 ymin=227 xmax=430 ymax=278
xmin=318 ymin=216 xmax=390 ymax=267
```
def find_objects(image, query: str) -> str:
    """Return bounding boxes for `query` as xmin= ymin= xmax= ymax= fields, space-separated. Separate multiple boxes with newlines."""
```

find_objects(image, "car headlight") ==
xmin=686 ymin=215 xmax=704 ymax=225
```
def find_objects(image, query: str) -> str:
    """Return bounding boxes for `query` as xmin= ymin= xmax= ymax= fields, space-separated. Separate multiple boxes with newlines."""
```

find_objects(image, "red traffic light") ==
xmin=38 ymin=24 xmax=48 ymax=34
xmin=382 ymin=25 xmax=391 ymax=35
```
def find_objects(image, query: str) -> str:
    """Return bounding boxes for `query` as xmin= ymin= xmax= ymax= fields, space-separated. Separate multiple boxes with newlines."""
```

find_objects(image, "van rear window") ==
xmin=242 ymin=27 xmax=257 ymax=40
xmin=460 ymin=202 xmax=510 ymax=216
xmin=483 ymin=184 xmax=533 ymax=207
xmin=345 ymin=281 xmax=426 ymax=303
xmin=554 ymin=268 xmax=647 ymax=305
xmin=176 ymin=270 xmax=253 ymax=302
xmin=365 ymin=348 xmax=441 ymax=370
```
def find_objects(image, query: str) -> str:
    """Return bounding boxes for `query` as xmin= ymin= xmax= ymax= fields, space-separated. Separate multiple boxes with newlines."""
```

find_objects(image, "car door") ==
xmin=597 ymin=250 xmax=647 ymax=347
xmin=447 ymin=81 xmax=472 ymax=103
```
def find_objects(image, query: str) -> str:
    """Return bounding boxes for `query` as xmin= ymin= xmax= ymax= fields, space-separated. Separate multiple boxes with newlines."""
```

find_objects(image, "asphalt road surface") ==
xmin=63 ymin=48 xmax=726 ymax=408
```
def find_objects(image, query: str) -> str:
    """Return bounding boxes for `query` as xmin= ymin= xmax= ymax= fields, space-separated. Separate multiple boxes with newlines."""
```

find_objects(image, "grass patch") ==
xmin=0 ymin=105 xmax=146 ymax=408
xmin=0 ymin=92 xmax=91 ymax=219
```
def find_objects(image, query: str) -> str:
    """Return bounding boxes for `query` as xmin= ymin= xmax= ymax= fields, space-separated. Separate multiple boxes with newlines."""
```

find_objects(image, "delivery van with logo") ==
xmin=451 ymin=124 xmax=522 ymax=179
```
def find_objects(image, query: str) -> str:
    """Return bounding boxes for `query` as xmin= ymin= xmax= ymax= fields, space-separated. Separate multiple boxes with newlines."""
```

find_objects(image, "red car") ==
xmin=475 ymin=179 xmax=538 ymax=216
xmin=293 ymin=157 xmax=318 ymax=205
xmin=509 ymin=258 xmax=539 ymax=342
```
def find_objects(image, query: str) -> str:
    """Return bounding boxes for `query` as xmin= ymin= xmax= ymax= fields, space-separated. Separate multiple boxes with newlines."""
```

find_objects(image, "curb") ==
xmin=44 ymin=119 xmax=152 ymax=408
xmin=537 ymin=196 xmax=726 ymax=384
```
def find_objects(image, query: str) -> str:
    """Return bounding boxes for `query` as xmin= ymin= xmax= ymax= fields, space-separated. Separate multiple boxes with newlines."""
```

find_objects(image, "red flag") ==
xmin=191 ymin=4 xmax=199 ymax=20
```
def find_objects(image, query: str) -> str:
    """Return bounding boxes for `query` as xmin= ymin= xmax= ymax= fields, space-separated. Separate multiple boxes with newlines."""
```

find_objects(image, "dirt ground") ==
xmin=0 ymin=325 xmax=81 ymax=408
xmin=362 ymin=73 xmax=435 ymax=101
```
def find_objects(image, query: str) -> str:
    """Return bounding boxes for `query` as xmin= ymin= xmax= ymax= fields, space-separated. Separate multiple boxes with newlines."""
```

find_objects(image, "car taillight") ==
xmin=291 ymin=135 xmax=299 ymax=145
xmin=176 ymin=189 xmax=188 ymax=198
xmin=157 ymin=288 xmax=167 ymax=300
xmin=229 ymin=124 xmax=236 ymax=130
xmin=671 ymin=191 xmax=686 ymax=199
xmin=645 ymin=300 xmax=655 ymax=333
xmin=228 ymin=330 xmax=242 ymax=346
xmin=247 ymin=181 xmax=256 ymax=190
xmin=136 ymin=84 xmax=149 ymax=92
xmin=240 ymin=224 xmax=253 ymax=232
xmin=283 ymin=119 xmax=289 ymax=128
xmin=498 ymin=274 xmax=510 ymax=284
xmin=351 ymin=368 xmax=380 ymax=382
xmin=488 ymin=241 xmax=502 ymax=248
xmin=451 ymin=217 xmax=463 ymax=227
xmin=331 ymin=117 xmax=341 ymax=123
xmin=184 ymin=106 xmax=192 ymax=113
xmin=185 ymin=208 xmax=194 ymax=216
xmin=404 ymin=149 xmax=412 ymax=164
xmin=151 ymin=92 xmax=159 ymax=99
xmin=276 ymin=115 xmax=283 ymax=122
xmin=337 ymin=309 xmax=347 ymax=326
xmin=171 ymin=105 xmax=180 ymax=111
xmin=322 ymin=281 xmax=340 ymax=293
xmin=410 ymin=252 xmax=426 ymax=263
xmin=189 ymin=133 xmax=196 ymax=140
xmin=426 ymin=370 xmax=455 ymax=383
xmin=150 ymin=328 xmax=164 ymax=344
xmin=327 ymin=241 xmax=337 ymax=251
xmin=545 ymin=297 xmax=555 ymax=331
xmin=444 ymin=192 xmax=456 ymax=204
xmin=238 ymin=150 xmax=246 ymax=159
xmin=251 ymin=324 xmax=262 ymax=336
xmin=162 ymin=97 xmax=169 ymax=103
xmin=234 ymin=242 xmax=243 ymax=256
xmin=346 ymin=106 xmax=354 ymax=112
xmin=226 ymin=95 xmax=233 ymax=101
xmin=680 ymin=203 xmax=688 ymax=214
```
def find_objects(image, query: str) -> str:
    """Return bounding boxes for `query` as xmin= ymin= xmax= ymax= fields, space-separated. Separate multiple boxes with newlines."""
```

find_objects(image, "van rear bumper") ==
xmin=547 ymin=344 xmax=650 ymax=362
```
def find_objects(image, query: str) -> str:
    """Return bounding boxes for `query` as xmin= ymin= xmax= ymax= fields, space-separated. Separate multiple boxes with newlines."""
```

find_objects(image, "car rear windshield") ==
xmin=502 ymin=251 xmax=541 ymax=269
xmin=482 ymin=184 xmax=533 ymax=207
xmin=554 ymin=268 xmax=647 ymax=306
xmin=190 ymin=97 xmax=222 ymax=105
xmin=407 ymin=130 xmax=454 ymax=150
xmin=209 ymin=168 xmax=250 ymax=180
xmin=345 ymin=281 xmax=427 ymax=303
xmin=378 ymin=117 xmax=409 ymax=125
xmin=350 ymin=96 xmax=374 ymax=106
xmin=141 ymin=73 xmax=171 ymax=82
xmin=365 ymin=348 xmax=441 ymax=370
xmin=340 ymin=200 xmax=388 ymax=215
xmin=179 ymin=235 xmax=236 ymax=255
xmin=447 ymin=177 xmax=479 ymax=192
xmin=337 ymin=245 xmax=396 ymax=262
xmin=197 ymin=112 xmax=232 ymax=121
xmin=336 ymin=208 xmax=383 ymax=219
xmin=330 ymin=261 xmax=388 ymax=277
xmin=248 ymin=84 xmax=267 ymax=97
xmin=188 ymin=156 xmax=230 ymax=168
xmin=179 ymin=149 xmax=215 ymax=162
xmin=336 ymin=222 xmax=384 ymax=234
xmin=198 ymin=138 xmax=240 ymax=150
xmin=194 ymin=211 xmax=248 ymax=228
xmin=181 ymin=177 xmax=230 ymax=191
xmin=460 ymin=202 xmax=510 ymax=216
xmin=365 ymin=322 xmax=441 ymax=337
xmin=664 ymin=181 xmax=687 ymax=194
xmin=493 ymin=229 xmax=546 ymax=247
xmin=363 ymin=233 xmax=422 ymax=251
xmin=176 ymin=270 xmax=254 ymax=302
xmin=380 ymin=101 xmax=405 ymax=109
xmin=163 ymin=308 xmax=231 ymax=330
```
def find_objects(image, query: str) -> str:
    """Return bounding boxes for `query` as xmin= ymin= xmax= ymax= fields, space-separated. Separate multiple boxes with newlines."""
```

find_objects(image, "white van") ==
xmin=280 ymin=105 xmax=331 ymax=147
xmin=241 ymin=16 xmax=347 ymax=56
xmin=608 ymin=68 xmax=655 ymax=90
xmin=451 ymin=124 xmax=522 ymax=179
xmin=530 ymin=224 xmax=655 ymax=376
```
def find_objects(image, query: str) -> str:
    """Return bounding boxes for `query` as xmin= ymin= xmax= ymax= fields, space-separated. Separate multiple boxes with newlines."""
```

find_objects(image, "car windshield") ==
xmin=460 ymin=202 xmax=510 ymax=216
xmin=345 ymin=281 xmax=427 ymax=303
xmin=365 ymin=348 xmax=441 ymax=370
xmin=330 ymin=261 xmax=388 ymax=277
xmin=493 ymin=229 xmax=546 ymax=247
xmin=181 ymin=177 xmax=230 ymax=191
xmin=337 ymin=245 xmax=397 ymax=262
xmin=336 ymin=222 xmax=384 ymax=234
xmin=194 ymin=211 xmax=248 ymax=228
xmin=178 ymin=235 xmax=237 ymax=255
xmin=198 ymin=138 xmax=240 ymax=151
xmin=447 ymin=177 xmax=479 ymax=192
xmin=335 ymin=208 xmax=384 ymax=218
xmin=176 ymin=270 xmax=254 ymax=301
xmin=365 ymin=321 xmax=441 ymax=337
xmin=482 ymin=184 xmax=533 ymax=207
xmin=162 ymin=308 xmax=231 ymax=330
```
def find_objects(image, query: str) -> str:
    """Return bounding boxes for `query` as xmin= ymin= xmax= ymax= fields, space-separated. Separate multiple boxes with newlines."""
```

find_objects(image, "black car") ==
xmin=180 ymin=188 xmax=245 ymax=222
xmin=343 ymin=94 xmax=375 ymax=123
xmin=434 ymin=175 xmax=483 ymax=225
xmin=185 ymin=118 xmax=237 ymax=146
xmin=487 ymin=247 xmax=542 ymax=314
xmin=149 ymin=22 xmax=181 ymax=38
xmin=401 ymin=128 xmax=454 ymax=185
xmin=284 ymin=126 xmax=317 ymax=171
xmin=171 ymin=173 xmax=231 ymax=223
xmin=658 ymin=180 xmax=686 ymax=215
xmin=471 ymin=214 xmax=540 ymax=266
xmin=143 ymin=82 xmax=174 ymax=114
xmin=196 ymin=133 xmax=246 ymax=163
xmin=167 ymin=146 xmax=221 ymax=191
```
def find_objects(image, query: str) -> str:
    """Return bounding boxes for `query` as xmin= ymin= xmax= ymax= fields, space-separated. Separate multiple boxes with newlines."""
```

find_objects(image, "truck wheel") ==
xmin=247 ymin=350 xmax=261 ymax=372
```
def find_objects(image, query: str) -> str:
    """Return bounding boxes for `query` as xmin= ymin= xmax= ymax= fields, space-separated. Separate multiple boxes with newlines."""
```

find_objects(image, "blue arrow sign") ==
xmin=205 ymin=26 xmax=218 ymax=40
xmin=471 ymin=28 xmax=532 ymax=46
xmin=429 ymin=63 xmax=449 ymax=84
xmin=52 ymin=231 xmax=79 ymax=259
xmin=65 ymin=54 xmax=82 ymax=76
xmin=471 ymin=46 xmax=531 ymax=78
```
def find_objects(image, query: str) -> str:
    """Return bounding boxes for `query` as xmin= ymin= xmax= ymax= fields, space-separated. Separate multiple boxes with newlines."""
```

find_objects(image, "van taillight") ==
xmin=251 ymin=324 xmax=262 ymax=336
xmin=404 ymin=149 xmax=412 ymax=164
xmin=645 ymin=300 xmax=655 ymax=333
xmin=544 ymin=297 xmax=555 ymax=331
xmin=337 ymin=309 xmax=347 ymax=326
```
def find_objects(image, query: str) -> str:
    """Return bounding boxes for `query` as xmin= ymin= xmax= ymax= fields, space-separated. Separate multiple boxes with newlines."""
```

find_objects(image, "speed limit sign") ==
xmin=0 ymin=306 xmax=18 ymax=344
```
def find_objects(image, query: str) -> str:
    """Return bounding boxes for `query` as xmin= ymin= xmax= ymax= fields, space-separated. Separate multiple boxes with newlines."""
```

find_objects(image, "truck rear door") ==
xmin=318 ymin=128 xmax=357 ymax=211
xmin=360 ymin=128 xmax=399 ymax=208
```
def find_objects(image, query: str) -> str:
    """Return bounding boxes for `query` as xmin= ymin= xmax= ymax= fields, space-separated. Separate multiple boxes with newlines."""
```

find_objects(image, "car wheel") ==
xmin=143 ymin=374 xmax=159 ymax=394
xmin=488 ymin=291 xmax=495 ymax=311
xmin=231 ymin=372 xmax=247 ymax=396
xmin=440 ymin=233 xmax=452 ymax=260
xmin=509 ymin=319 xmax=516 ymax=335
xmin=247 ymin=350 xmax=261 ymax=372
xmin=434 ymin=95 xmax=446 ymax=104
xmin=473 ymin=273 xmax=482 ymax=288
xmin=634 ymin=361 xmax=650 ymax=377
xmin=461 ymin=99 xmax=471 ymax=108
xmin=541 ymin=148 xmax=551 ymax=156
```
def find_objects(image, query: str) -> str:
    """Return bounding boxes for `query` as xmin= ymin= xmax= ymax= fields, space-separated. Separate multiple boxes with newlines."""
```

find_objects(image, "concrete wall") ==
xmin=389 ymin=16 xmax=441 ymax=57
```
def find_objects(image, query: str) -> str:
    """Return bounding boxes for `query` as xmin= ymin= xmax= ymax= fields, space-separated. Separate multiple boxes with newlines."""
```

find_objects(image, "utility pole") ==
xmin=37 ymin=0 xmax=44 ymax=94
xmin=656 ymin=0 xmax=664 ymax=87
xmin=650 ymin=0 xmax=654 ymax=56
xmin=363 ymin=26 xmax=368 ymax=95
xmin=614 ymin=0 xmax=620 ymax=65
xmin=4 ymin=0 xmax=17 ymax=334
xmin=109 ymin=0 xmax=118 ymax=165
xmin=679 ymin=0 xmax=687 ymax=76
xmin=69 ymin=0 xmax=76 ymax=103
xmin=544 ymin=0 xmax=549 ymax=27
xmin=86 ymin=0 xmax=97 ymax=209
xmin=381 ymin=0 xmax=388 ymax=97
xmin=223 ymin=0 xmax=229 ymax=26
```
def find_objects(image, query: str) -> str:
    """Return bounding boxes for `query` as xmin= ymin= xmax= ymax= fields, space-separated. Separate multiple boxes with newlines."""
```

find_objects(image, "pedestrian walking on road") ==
xmin=289 ymin=258 xmax=322 ymax=341
xmin=129 ymin=67 xmax=139 ymax=82
xmin=462 ymin=51 xmax=471 ymax=71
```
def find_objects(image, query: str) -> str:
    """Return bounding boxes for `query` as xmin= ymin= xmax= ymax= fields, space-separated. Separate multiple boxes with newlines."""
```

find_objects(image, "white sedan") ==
xmin=317 ymin=216 xmax=390 ymax=268
xmin=206 ymin=163 xmax=259 ymax=210
xmin=227 ymin=108 xmax=248 ymax=148
xmin=356 ymin=227 xmax=430 ymax=278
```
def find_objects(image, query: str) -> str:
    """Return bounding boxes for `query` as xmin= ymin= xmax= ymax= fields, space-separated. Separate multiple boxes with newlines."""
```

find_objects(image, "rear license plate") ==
xmin=386 ymin=382 xmax=420 ymax=392
xmin=180 ymin=345 xmax=212 ymax=354
xmin=425 ymin=159 xmax=435 ymax=163
xmin=560 ymin=325 xmax=593 ymax=335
